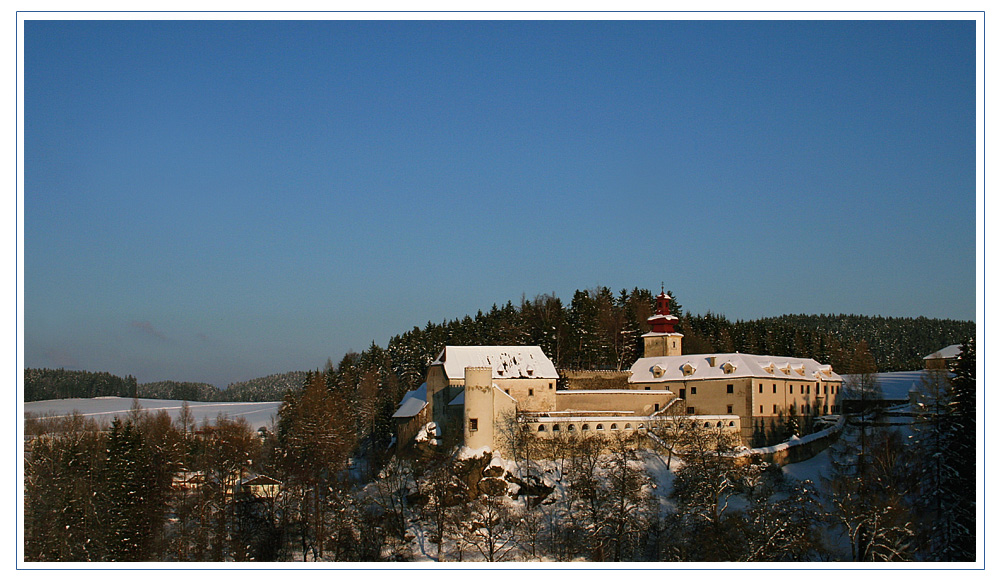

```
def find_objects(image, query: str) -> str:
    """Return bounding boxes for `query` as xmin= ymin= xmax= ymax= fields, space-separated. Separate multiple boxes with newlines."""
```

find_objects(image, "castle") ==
xmin=394 ymin=291 xmax=843 ymax=450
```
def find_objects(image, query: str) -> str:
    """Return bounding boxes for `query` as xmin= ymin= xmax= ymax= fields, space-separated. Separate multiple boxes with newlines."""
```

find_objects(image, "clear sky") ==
xmin=22 ymin=18 xmax=977 ymax=388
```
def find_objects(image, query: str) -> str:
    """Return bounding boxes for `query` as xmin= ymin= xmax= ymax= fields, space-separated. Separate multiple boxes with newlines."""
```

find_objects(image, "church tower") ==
xmin=642 ymin=289 xmax=683 ymax=357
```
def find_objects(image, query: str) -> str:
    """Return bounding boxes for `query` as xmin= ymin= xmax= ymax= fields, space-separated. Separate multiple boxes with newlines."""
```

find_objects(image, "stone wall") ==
xmin=738 ymin=416 xmax=846 ymax=466
xmin=558 ymin=369 xmax=631 ymax=390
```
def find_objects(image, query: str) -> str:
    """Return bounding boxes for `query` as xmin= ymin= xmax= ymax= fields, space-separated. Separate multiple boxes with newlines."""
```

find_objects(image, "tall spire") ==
xmin=648 ymin=288 xmax=678 ymax=333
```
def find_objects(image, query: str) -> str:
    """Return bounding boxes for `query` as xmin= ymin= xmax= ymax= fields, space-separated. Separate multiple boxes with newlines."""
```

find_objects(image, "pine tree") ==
xmin=104 ymin=418 xmax=157 ymax=560
xmin=950 ymin=338 xmax=976 ymax=498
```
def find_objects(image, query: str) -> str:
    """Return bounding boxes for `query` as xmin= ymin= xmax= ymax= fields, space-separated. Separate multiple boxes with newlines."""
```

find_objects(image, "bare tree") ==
xmin=464 ymin=490 xmax=518 ymax=562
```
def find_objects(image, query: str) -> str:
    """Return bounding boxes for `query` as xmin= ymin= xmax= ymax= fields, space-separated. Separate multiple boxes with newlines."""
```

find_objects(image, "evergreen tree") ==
xmin=104 ymin=418 xmax=159 ymax=560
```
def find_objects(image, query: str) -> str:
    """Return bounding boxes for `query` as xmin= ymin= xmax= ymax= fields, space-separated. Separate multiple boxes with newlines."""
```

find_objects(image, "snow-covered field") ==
xmin=24 ymin=397 xmax=282 ymax=430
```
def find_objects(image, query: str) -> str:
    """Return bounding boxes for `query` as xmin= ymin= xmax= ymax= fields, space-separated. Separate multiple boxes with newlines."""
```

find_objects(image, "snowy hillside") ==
xmin=24 ymin=397 xmax=282 ymax=430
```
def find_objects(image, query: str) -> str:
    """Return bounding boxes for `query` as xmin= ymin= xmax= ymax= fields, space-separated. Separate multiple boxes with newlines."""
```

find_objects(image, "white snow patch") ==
xmin=24 ymin=397 xmax=281 ymax=430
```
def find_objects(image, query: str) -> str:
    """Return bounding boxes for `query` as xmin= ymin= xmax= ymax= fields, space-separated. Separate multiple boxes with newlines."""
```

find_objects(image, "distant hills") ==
xmin=24 ymin=287 xmax=975 ymax=403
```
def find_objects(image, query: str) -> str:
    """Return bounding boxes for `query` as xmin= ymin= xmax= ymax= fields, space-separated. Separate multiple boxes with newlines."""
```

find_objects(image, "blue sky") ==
xmin=23 ymin=19 xmax=977 ymax=387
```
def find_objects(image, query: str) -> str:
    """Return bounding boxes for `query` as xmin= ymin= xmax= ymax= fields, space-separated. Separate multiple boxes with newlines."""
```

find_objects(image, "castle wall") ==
xmin=493 ymin=377 xmax=556 ymax=412
xmin=558 ymin=369 xmax=631 ymax=390
xmin=555 ymin=390 xmax=674 ymax=416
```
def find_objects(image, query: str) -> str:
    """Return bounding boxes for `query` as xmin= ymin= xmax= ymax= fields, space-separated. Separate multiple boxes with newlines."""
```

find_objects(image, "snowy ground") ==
xmin=24 ymin=397 xmax=282 ymax=431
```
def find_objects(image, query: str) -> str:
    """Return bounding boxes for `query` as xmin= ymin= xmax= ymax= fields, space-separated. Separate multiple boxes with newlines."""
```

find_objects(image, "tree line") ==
xmin=24 ymin=287 xmax=974 ymax=403
xmin=23 ymin=369 xmax=307 ymax=403
xmin=384 ymin=288 xmax=973 ymax=394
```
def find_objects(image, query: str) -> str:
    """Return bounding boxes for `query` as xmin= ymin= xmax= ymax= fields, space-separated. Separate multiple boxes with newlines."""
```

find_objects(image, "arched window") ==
xmin=568 ymin=424 xmax=576 ymax=432
xmin=552 ymin=424 xmax=560 ymax=431
xmin=728 ymin=421 xmax=735 ymax=427
xmin=638 ymin=423 xmax=645 ymax=429
xmin=610 ymin=423 xmax=619 ymax=430
xmin=716 ymin=421 xmax=722 ymax=427
xmin=582 ymin=424 xmax=590 ymax=431
xmin=624 ymin=423 xmax=632 ymax=430
xmin=596 ymin=424 xmax=604 ymax=430
xmin=704 ymin=422 xmax=711 ymax=428
xmin=537 ymin=425 xmax=546 ymax=432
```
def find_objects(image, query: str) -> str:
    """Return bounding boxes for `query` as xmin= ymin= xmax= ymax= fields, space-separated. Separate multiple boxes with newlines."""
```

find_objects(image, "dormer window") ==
xmin=681 ymin=363 xmax=696 ymax=376
xmin=796 ymin=365 xmax=806 ymax=376
xmin=496 ymin=368 xmax=504 ymax=376
xmin=722 ymin=362 xmax=737 ymax=374
xmin=652 ymin=364 xmax=665 ymax=378
xmin=526 ymin=365 xmax=534 ymax=376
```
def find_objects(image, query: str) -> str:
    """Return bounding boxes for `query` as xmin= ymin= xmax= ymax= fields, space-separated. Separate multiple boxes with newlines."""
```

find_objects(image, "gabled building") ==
xmin=923 ymin=344 xmax=963 ymax=369
xmin=424 ymin=345 xmax=559 ymax=449
xmin=629 ymin=291 xmax=843 ymax=441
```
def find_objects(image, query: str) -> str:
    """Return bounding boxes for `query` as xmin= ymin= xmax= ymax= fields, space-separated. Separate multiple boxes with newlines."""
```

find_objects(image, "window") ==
xmin=582 ymin=424 xmax=590 ymax=431
xmin=801 ymin=405 xmax=806 ymax=413
xmin=727 ymin=405 xmax=733 ymax=414
xmin=654 ymin=403 xmax=660 ymax=412
xmin=773 ymin=384 xmax=777 ymax=393
xmin=773 ymin=404 xmax=778 ymax=413
xmin=537 ymin=425 xmax=546 ymax=432
xmin=624 ymin=423 xmax=632 ymax=430
xmin=610 ymin=423 xmax=618 ymax=430
xmin=727 ymin=384 xmax=734 ymax=394
xmin=807 ymin=385 xmax=811 ymax=394
xmin=680 ymin=388 xmax=686 ymax=399
xmin=552 ymin=424 xmax=560 ymax=431
xmin=596 ymin=424 xmax=604 ymax=430
xmin=549 ymin=383 xmax=554 ymax=390
xmin=800 ymin=385 xmax=804 ymax=394
xmin=824 ymin=384 xmax=828 ymax=394
xmin=691 ymin=386 xmax=697 ymax=395
xmin=529 ymin=388 xmax=534 ymax=397
xmin=645 ymin=386 xmax=650 ymax=390
xmin=759 ymin=384 xmax=763 ymax=393
xmin=568 ymin=424 xmax=575 ymax=432
xmin=789 ymin=386 xmax=793 ymax=394
xmin=686 ymin=407 xmax=695 ymax=414
xmin=759 ymin=405 xmax=764 ymax=413
xmin=729 ymin=421 xmax=735 ymax=427
xmin=469 ymin=418 xmax=478 ymax=432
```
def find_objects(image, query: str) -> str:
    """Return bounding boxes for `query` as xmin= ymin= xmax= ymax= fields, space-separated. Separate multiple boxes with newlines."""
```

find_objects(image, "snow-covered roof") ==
xmin=629 ymin=353 xmax=842 ymax=384
xmin=432 ymin=346 xmax=558 ymax=380
xmin=392 ymin=383 xmax=428 ymax=418
xmin=923 ymin=344 xmax=962 ymax=360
